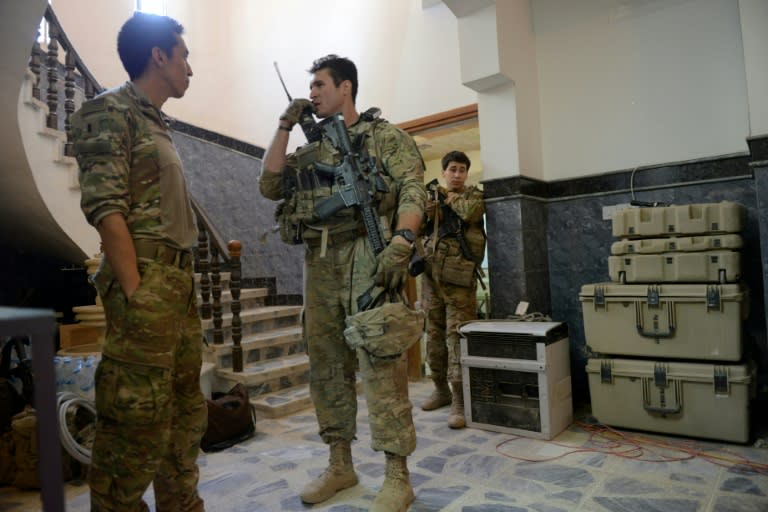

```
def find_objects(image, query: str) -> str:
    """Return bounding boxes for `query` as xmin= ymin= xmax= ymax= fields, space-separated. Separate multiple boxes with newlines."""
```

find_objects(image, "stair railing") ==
xmin=30 ymin=4 xmax=245 ymax=372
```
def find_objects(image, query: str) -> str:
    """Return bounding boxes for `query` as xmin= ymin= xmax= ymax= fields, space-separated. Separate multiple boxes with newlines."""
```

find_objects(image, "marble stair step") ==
xmin=197 ymin=287 xmax=267 ymax=313
xmin=250 ymin=376 xmax=364 ymax=419
xmin=203 ymin=325 xmax=304 ymax=368
xmin=200 ymin=305 xmax=302 ymax=333
xmin=214 ymin=353 xmax=310 ymax=400
xmin=250 ymin=385 xmax=314 ymax=419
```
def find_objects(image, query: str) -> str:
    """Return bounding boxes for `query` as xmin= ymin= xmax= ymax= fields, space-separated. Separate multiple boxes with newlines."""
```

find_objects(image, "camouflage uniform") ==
xmin=423 ymin=185 xmax=485 ymax=383
xmin=260 ymin=113 xmax=426 ymax=455
xmin=69 ymin=82 xmax=206 ymax=512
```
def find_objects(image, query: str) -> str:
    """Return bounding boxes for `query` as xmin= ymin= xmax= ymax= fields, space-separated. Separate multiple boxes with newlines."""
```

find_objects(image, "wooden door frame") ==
xmin=398 ymin=103 xmax=478 ymax=381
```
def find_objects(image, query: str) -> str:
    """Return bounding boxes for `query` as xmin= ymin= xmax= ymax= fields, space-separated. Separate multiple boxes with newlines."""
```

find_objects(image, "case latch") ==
xmin=713 ymin=366 xmax=729 ymax=395
xmin=707 ymin=285 xmax=721 ymax=311
xmin=654 ymin=364 xmax=668 ymax=388
xmin=646 ymin=285 xmax=660 ymax=307
xmin=600 ymin=361 xmax=613 ymax=383
xmin=595 ymin=286 xmax=605 ymax=307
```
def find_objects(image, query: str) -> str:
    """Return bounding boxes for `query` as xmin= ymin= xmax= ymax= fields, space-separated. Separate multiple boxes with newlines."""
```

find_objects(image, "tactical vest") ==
xmin=276 ymin=112 xmax=398 ymax=245
xmin=424 ymin=185 xmax=486 ymax=288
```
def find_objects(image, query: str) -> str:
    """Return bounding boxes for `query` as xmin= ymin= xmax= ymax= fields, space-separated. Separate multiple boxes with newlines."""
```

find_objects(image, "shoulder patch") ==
xmin=80 ymin=97 xmax=108 ymax=115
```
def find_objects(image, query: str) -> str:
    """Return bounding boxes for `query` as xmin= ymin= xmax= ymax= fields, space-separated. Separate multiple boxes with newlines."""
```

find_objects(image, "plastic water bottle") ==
xmin=62 ymin=356 xmax=81 ymax=395
xmin=53 ymin=356 xmax=63 ymax=392
xmin=78 ymin=356 xmax=97 ymax=401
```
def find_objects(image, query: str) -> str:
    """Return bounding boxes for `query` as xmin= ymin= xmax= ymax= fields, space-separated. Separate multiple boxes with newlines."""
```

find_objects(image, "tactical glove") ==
xmin=280 ymin=98 xmax=314 ymax=127
xmin=374 ymin=241 xmax=412 ymax=291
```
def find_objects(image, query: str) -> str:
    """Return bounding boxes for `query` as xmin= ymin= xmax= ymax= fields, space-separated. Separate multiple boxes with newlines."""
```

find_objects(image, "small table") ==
xmin=0 ymin=307 xmax=63 ymax=512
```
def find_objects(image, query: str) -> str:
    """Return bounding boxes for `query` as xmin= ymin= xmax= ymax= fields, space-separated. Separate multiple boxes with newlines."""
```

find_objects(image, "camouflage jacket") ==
xmin=69 ymin=82 xmax=197 ymax=250
xmin=259 ymin=111 xmax=426 ymax=240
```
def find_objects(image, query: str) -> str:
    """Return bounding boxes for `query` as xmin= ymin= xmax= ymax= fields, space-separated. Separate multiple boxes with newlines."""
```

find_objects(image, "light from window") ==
xmin=136 ymin=0 xmax=166 ymax=15
xmin=37 ymin=0 xmax=52 ymax=44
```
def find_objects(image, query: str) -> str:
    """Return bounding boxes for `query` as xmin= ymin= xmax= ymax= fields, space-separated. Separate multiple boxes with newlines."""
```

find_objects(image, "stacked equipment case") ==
xmin=580 ymin=202 xmax=754 ymax=443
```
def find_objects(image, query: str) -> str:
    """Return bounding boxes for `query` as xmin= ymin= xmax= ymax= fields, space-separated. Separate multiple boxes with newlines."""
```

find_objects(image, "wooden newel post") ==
xmin=228 ymin=240 xmax=243 ymax=372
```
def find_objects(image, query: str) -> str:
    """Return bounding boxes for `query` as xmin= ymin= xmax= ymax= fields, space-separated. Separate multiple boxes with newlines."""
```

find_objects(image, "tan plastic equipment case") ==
xmin=580 ymin=282 xmax=748 ymax=361
xmin=608 ymin=250 xmax=741 ymax=283
xmin=610 ymin=234 xmax=743 ymax=255
xmin=612 ymin=202 xmax=745 ymax=238
xmin=587 ymin=358 xmax=753 ymax=443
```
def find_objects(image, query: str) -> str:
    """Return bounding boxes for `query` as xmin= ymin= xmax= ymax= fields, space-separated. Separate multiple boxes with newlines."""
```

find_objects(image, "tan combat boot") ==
xmin=420 ymin=377 xmax=452 ymax=411
xmin=447 ymin=381 xmax=466 ymax=429
xmin=371 ymin=452 xmax=415 ymax=512
xmin=300 ymin=440 xmax=358 ymax=504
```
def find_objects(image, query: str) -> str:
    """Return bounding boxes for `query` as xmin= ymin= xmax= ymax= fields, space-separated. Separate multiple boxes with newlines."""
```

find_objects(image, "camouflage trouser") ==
xmin=304 ymin=236 xmax=416 ymax=456
xmin=90 ymin=258 xmax=206 ymax=512
xmin=422 ymin=272 xmax=477 ymax=383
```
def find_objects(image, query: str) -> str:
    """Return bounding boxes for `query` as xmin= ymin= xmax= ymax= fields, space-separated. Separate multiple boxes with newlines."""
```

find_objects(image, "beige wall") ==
xmin=532 ymin=0 xmax=750 ymax=180
xmin=54 ymin=0 xmax=476 ymax=150
xmin=739 ymin=0 xmax=768 ymax=137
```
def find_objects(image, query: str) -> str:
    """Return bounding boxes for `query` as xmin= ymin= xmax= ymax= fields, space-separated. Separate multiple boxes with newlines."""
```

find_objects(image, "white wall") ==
xmin=532 ymin=0 xmax=750 ymax=180
xmin=391 ymin=1 xmax=477 ymax=122
xmin=54 ymin=0 xmax=475 ymax=149
xmin=739 ymin=0 xmax=768 ymax=137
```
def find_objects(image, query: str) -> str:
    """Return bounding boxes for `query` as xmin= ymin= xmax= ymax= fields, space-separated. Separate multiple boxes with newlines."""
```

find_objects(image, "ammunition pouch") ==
xmin=344 ymin=291 xmax=425 ymax=359
xmin=433 ymin=243 xmax=476 ymax=288
xmin=275 ymin=198 xmax=302 ymax=245
xmin=440 ymin=253 xmax=476 ymax=287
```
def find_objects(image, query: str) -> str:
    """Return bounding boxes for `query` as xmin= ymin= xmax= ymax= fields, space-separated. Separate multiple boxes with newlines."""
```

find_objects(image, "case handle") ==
xmin=642 ymin=403 xmax=681 ymax=414
xmin=642 ymin=378 xmax=682 ymax=415
xmin=636 ymin=324 xmax=676 ymax=338
xmin=635 ymin=302 xmax=676 ymax=338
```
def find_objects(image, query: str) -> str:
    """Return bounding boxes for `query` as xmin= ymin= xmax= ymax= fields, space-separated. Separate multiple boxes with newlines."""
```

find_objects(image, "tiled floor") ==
xmin=2 ymin=379 xmax=767 ymax=511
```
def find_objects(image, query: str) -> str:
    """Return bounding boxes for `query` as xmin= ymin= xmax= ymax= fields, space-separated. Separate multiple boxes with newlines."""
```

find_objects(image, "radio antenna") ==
xmin=273 ymin=61 xmax=293 ymax=101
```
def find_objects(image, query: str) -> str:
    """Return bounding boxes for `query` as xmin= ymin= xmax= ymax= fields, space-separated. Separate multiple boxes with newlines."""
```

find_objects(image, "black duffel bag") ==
xmin=200 ymin=383 xmax=256 ymax=452
xmin=0 ymin=337 xmax=34 ymax=433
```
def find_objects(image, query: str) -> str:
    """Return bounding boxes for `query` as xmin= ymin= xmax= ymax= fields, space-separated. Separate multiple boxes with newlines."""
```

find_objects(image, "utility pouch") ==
xmin=439 ymin=253 xmax=476 ymax=288
xmin=344 ymin=287 xmax=425 ymax=359
xmin=276 ymin=198 xmax=303 ymax=245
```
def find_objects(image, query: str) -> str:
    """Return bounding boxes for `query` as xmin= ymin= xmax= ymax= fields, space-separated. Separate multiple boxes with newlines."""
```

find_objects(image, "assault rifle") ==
xmin=313 ymin=113 xmax=389 ymax=255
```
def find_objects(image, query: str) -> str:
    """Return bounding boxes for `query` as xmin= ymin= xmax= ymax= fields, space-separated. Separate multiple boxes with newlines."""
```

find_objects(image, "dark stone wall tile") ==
xmin=521 ymin=198 xmax=548 ymax=232
xmin=526 ymin=155 xmax=751 ymax=201
xmin=171 ymin=120 xmax=265 ymax=159
xmin=748 ymin=134 xmax=768 ymax=162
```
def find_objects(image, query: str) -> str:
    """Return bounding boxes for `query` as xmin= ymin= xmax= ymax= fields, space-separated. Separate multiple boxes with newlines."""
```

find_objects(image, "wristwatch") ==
xmin=392 ymin=229 xmax=415 ymax=244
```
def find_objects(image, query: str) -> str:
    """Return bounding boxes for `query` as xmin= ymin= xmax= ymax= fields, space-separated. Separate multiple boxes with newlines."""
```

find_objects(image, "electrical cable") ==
xmin=505 ymin=312 xmax=552 ymax=322
xmin=56 ymin=391 xmax=95 ymax=465
xmin=494 ymin=421 xmax=768 ymax=474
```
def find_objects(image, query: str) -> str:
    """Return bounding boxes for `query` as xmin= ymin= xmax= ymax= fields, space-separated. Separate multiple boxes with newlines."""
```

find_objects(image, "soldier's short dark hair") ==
xmin=442 ymin=151 xmax=471 ymax=171
xmin=117 ymin=12 xmax=184 ymax=81
xmin=309 ymin=54 xmax=358 ymax=103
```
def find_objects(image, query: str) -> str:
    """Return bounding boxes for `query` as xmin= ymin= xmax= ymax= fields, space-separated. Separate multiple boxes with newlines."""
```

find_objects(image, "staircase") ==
xmin=196 ymin=272 xmax=311 ymax=419
xmin=0 ymin=0 xmax=99 ymax=262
